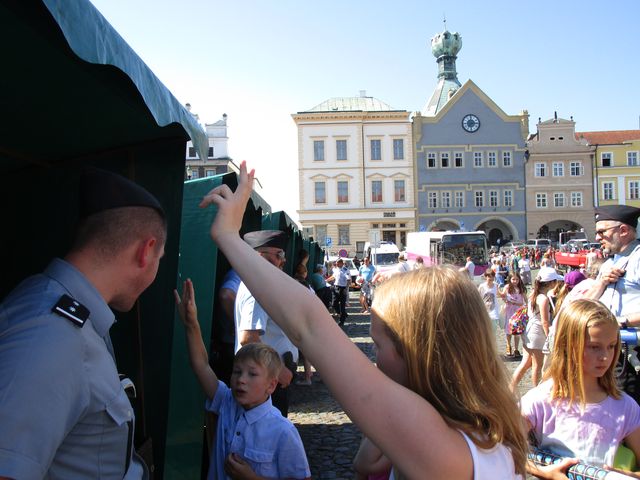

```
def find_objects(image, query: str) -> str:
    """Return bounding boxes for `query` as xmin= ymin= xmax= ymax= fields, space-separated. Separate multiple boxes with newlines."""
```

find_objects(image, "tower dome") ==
xmin=431 ymin=30 xmax=462 ymax=59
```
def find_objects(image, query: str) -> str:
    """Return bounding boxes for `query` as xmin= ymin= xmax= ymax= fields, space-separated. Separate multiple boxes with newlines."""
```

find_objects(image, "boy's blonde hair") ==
xmin=234 ymin=343 xmax=283 ymax=379
xmin=372 ymin=266 xmax=527 ymax=475
xmin=546 ymin=298 xmax=620 ymax=407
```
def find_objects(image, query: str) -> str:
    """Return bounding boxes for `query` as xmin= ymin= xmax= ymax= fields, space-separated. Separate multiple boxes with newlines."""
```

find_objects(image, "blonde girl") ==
xmin=201 ymin=163 xmax=528 ymax=479
xmin=510 ymin=268 xmax=561 ymax=392
xmin=521 ymin=299 xmax=640 ymax=477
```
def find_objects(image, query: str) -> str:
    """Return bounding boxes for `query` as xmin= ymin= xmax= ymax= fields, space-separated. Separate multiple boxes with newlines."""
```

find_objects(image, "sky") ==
xmin=89 ymin=0 xmax=640 ymax=222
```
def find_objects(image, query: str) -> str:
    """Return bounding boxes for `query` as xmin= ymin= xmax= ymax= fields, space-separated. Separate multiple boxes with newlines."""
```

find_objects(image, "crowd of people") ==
xmin=2 ymin=162 xmax=640 ymax=479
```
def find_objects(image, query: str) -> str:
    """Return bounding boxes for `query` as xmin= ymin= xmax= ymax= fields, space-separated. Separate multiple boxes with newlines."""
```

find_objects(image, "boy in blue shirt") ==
xmin=176 ymin=279 xmax=311 ymax=480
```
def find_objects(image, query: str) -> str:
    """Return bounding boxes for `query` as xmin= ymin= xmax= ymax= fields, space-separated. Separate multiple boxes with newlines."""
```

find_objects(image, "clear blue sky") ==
xmin=89 ymin=0 xmax=640 ymax=220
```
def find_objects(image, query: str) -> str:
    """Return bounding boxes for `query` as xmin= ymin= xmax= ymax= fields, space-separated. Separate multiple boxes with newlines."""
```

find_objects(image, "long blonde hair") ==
xmin=546 ymin=298 xmax=620 ymax=407
xmin=372 ymin=266 xmax=527 ymax=475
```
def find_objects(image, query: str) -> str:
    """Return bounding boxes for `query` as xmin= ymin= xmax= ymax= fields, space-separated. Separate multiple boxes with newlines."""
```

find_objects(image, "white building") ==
xmin=292 ymin=92 xmax=415 ymax=256
xmin=184 ymin=108 xmax=233 ymax=178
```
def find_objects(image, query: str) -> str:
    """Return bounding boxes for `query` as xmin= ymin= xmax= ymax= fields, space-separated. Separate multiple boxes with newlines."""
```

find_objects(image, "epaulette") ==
xmin=52 ymin=294 xmax=90 ymax=327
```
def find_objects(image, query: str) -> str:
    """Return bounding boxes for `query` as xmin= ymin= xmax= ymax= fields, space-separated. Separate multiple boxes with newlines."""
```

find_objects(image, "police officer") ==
xmin=234 ymin=230 xmax=297 ymax=416
xmin=586 ymin=205 xmax=640 ymax=401
xmin=327 ymin=258 xmax=350 ymax=325
xmin=0 ymin=168 xmax=165 ymax=479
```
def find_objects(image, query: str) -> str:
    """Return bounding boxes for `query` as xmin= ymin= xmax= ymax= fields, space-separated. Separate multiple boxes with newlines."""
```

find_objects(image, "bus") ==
xmin=406 ymin=231 xmax=489 ymax=272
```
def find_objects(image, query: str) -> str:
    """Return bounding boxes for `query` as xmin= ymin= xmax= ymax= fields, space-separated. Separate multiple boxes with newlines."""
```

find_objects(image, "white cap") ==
xmin=537 ymin=267 xmax=563 ymax=283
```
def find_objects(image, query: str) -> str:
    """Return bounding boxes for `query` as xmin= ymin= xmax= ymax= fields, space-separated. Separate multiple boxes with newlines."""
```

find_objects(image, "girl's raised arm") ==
xmin=199 ymin=162 xmax=471 ymax=480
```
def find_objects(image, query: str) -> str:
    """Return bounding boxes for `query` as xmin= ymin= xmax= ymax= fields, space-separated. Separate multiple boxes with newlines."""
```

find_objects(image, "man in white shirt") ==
xmin=459 ymin=256 xmax=475 ymax=280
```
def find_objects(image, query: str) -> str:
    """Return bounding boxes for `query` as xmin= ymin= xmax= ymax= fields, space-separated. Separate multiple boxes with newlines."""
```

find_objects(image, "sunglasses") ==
xmin=595 ymin=224 xmax=622 ymax=236
xmin=260 ymin=249 xmax=286 ymax=260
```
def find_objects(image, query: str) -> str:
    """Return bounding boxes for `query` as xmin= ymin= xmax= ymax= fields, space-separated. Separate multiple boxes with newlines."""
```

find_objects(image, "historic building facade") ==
xmin=293 ymin=93 xmax=415 ymax=256
xmin=526 ymin=115 xmax=595 ymax=242
xmin=577 ymin=130 xmax=640 ymax=209
xmin=413 ymin=29 xmax=529 ymax=245
xmin=184 ymin=109 xmax=233 ymax=179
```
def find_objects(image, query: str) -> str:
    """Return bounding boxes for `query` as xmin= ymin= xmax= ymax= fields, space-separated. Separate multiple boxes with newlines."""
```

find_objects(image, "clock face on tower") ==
xmin=462 ymin=114 xmax=480 ymax=133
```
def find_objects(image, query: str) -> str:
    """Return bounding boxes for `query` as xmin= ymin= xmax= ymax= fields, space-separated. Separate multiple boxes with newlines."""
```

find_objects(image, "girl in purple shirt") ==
xmin=521 ymin=299 xmax=640 ymax=478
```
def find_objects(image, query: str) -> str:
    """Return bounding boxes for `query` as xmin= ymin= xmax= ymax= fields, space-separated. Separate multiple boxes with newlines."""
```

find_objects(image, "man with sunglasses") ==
xmin=234 ymin=230 xmax=297 ymax=416
xmin=587 ymin=205 xmax=640 ymax=402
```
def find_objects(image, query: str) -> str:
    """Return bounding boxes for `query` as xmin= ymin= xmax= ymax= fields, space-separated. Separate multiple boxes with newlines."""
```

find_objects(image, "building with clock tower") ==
xmin=413 ymin=28 xmax=529 ymax=245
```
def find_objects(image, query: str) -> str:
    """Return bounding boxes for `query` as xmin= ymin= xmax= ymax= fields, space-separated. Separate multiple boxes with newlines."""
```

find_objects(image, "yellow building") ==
xmin=578 ymin=130 xmax=640 ymax=208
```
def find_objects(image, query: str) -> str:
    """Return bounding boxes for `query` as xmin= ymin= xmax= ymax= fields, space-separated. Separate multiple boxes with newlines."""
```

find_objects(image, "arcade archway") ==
xmin=475 ymin=217 xmax=519 ymax=246
xmin=538 ymin=219 xmax=585 ymax=242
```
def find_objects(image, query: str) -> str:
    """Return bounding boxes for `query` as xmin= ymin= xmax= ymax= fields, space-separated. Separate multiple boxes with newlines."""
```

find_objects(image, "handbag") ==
xmin=508 ymin=305 xmax=528 ymax=335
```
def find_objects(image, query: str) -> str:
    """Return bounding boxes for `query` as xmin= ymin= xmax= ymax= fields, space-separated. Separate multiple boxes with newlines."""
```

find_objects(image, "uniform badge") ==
xmin=52 ymin=294 xmax=90 ymax=327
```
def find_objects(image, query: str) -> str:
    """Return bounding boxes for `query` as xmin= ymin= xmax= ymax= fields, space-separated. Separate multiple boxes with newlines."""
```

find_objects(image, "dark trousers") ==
xmin=332 ymin=286 xmax=348 ymax=323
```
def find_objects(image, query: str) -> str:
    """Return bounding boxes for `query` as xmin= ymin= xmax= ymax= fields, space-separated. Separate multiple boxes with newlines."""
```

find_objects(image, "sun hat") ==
xmin=537 ymin=267 xmax=564 ymax=282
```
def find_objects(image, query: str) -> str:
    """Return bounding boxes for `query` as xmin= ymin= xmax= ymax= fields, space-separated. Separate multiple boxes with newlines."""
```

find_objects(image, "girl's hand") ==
xmin=173 ymin=279 xmax=198 ymax=328
xmin=199 ymin=161 xmax=255 ymax=244
xmin=530 ymin=457 xmax=578 ymax=479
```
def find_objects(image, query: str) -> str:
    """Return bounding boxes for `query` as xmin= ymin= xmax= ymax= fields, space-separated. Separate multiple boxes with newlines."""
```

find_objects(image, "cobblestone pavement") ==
xmin=288 ymin=287 xmax=535 ymax=479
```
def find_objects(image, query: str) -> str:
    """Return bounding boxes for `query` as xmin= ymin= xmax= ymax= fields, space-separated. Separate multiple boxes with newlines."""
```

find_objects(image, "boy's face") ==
xmin=230 ymin=358 xmax=278 ymax=410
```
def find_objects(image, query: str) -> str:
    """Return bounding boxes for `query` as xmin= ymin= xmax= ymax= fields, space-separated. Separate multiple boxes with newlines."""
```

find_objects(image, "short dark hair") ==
xmin=72 ymin=206 xmax=166 ymax=259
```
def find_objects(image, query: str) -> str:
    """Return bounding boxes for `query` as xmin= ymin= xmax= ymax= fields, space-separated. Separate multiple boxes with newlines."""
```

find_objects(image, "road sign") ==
xmin=369 ymin=230 xmax=380 ymax=248
xmin=326 ymin=236 xmax=332 ymax=247
xmin=339 ymin=249 xmax=348 ymax=257
xmin=419 ymin=224 xmax=426 ymax=232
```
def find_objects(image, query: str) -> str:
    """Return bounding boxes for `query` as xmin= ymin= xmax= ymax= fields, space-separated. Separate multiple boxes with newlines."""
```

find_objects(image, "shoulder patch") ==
xmin=52 ymin=294 xmax=90 ymax=327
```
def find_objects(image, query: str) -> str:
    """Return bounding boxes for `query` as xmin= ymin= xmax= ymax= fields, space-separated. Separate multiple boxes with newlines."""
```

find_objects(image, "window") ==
xmin=630 ymin=181 xmax=640 ymax=200
xmin=428 ymin=192 xmax=438 ymax=208
xmin=536 ymin=193 xmax=547 ymax=208
xmin=440 ymin=152 xmax=450 ymax=168
xmin=205 ymin=169 xmax=215 ymax=177
xmin=314 ymin=181 xmax=326 ymax=203
xmin=313 ymin=140 xmax=325 ymax=161
xmin=554 ymin=192 xmax=565 ymax=207
xmin=336 ymin=140 xmax=347 ymax=161
xmin=337 ymin=181 xmax=349 ymax=203
xmin=503 ymin=190 xmax=513 ymax=207
xmin=474 ymin=152 xmax=483 ymax=167
xmin=502 ymin=151 xmax=512 ymax=167
xmin=394 ymin=180 xmax=405 ymax=202
xmin=552 ymin=162 xmax=564 ymax=177
xmin=603 ymin=182 xmax=615 ymax=200
xmin=571 ymin=192 xmax=583 ymax=207
xmin=474 ymin=191 xmax=484 ymax=207
xmin=488 ymin=151 xmax=497 ymax=167
xmin=187 ymin=147 xmax=196 ymax=158
xmin=371 ymin=139 xmax=382 ymax=160
xmin=601 ymin=152 xmax=612 ymax=167
xmin=190 ymin=169 xmax=199 ymax=179
xmin=454 ymin=152 xmax=463 ymax=168
xmin=427 ymin=152 xmax=437 ymax=168
xmin=489 ymin=190 xmax=498 ymax=207
xmin=338 ymin=225 xmax=350 ymax=245
xmin=441 ymin=191 xmax=451 ymax=208
xmin=455 ymin=191 xmax=464 ymax=208
xmin=535 ymin=162 xmax=547 ymax=177
xmin=315 ymin=225 xmax=327 ymax=246
xmin=570 ymin=162 xmax=583 ymax=176
xmin=628 ymin=152 xmax=639 ymax=166
xmin=208 ymin=146 xmax=214 ymax=158
xmin=393 ymin=139 xmax=404 ymax=160
xmin=371 ymin=180 xmax=383 ymax=202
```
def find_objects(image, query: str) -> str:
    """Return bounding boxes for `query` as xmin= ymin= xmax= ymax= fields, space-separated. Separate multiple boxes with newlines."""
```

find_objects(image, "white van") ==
xmin=363 ymin=241 xmax=400 ymax=275
xmin=526 ymin=239 xmax=551 ymax=250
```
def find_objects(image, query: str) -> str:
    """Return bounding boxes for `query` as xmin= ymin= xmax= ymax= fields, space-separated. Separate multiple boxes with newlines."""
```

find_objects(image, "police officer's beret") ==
xmin=79 ymin=168 xmax=165 ymax=219
xmin=594 ymin=205 xmax=640 ymax=227
xmin=243 ymin=230 xmax=287 ymax=250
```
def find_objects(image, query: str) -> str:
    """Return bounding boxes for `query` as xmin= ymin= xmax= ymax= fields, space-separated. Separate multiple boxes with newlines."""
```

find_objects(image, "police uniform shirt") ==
xmin=599 ymin=240 xmax=640 ymax=316
xmin=332 ymin=266 xmax=350 ymax=287
xmin=233 ymin=281 xmax=298 ymax=363
xmin=0 ymin=258 xmax=145 ymax=479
